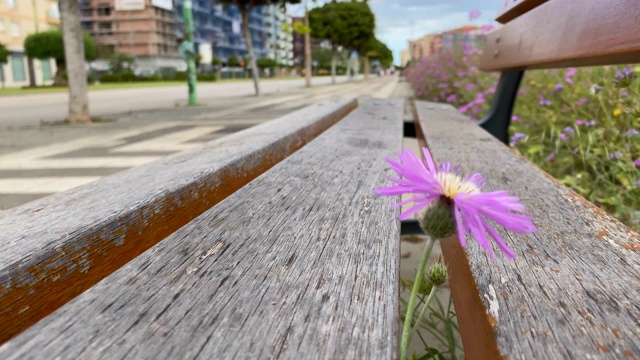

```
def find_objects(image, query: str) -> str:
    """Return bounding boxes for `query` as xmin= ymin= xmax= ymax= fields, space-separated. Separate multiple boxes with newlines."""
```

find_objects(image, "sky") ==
xmin=289 ymin=0 xmax=503 ymax=65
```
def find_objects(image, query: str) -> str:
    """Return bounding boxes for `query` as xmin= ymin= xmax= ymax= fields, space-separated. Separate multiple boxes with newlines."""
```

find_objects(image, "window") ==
xmin=97 ymin=4 xmax=111 ymax=17
xmin=10 ymin=56 xmax=25 ymax=82
xmin=41 ymin=60 xmax=52 ymax=81
xmin=10 ymin=21 xmax=19 ymax=37
xmin=7 ymin=0 xmax=16 ymax=9
xmin=98 ymin=22 xmax=112 ymax=35
xmin=49 ymin=3 xmax=60 ymax=19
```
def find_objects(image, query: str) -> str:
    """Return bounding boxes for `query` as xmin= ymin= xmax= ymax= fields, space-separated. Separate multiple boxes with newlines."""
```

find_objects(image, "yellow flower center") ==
xmin=436 ymin=172 xmax=480 ymax=198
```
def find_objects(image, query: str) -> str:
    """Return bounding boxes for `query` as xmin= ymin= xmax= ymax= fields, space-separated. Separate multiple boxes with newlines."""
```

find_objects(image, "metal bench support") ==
xmin=477 ymin=70 xmax=524 ymax=144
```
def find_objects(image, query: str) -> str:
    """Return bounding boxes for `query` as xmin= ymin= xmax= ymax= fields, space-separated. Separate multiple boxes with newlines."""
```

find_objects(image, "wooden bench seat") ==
xmin=414 ymin=101 xmax=640 ymax=358
xmin=0 ymin=99 xmax=404 ymax=359
xmin=0 ymin=99 xmax=356 ymax=344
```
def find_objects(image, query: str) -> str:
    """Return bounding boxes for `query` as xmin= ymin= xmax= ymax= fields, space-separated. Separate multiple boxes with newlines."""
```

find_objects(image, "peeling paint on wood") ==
xmin=0 ymin=99 xmax=403 ymax=359
xmin=0 ymin=99 xmax=357 ymax=344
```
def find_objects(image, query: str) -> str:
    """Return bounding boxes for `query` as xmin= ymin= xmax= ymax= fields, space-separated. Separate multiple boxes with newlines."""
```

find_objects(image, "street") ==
xmin=0 ymin=76 xmax=355 ymax=128
xmin=0 ymin=76 xmax=398 ymax=210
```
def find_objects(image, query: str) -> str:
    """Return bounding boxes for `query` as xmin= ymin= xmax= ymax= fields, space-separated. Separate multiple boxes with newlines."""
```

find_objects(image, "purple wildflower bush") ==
xmin=406 ymin=47 xmax=640 ymax=231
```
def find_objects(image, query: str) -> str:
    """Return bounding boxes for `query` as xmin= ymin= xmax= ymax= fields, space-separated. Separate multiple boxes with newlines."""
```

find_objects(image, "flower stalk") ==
xmin=400 ymin=236 xmax=436 ymax=360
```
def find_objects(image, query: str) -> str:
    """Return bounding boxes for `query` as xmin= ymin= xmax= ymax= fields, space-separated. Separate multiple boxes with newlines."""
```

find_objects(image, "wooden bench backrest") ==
xmin=481 ymin=0 xmax=640 ymax=71
xmin=415 ymin=101 xmax=640 ymax=358
xmin=0 ymin=99 xmax=356 ymax=344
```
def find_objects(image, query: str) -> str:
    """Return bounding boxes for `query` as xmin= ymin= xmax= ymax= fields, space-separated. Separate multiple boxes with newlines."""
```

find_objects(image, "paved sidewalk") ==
xmin=0 ymin=76 xmax=398 ymax=210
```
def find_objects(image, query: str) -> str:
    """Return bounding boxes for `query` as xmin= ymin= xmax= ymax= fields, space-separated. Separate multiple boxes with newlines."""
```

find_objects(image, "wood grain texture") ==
xmin=0 ymin=99 xmax=404 ymax=359
xmin=0 ymin=99 xmax=356 ymax=344
xmin=481 ymin=0 xmax=640 ymax=71
xmin=415 ymin=101 xmax=640 ymax=359
xmin=495 ymin=0 xmax=549 ymax=24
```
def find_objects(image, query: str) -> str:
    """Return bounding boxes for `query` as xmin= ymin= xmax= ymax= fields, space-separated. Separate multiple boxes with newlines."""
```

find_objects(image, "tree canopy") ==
xmin=228 ymin=54 xmax=240 ymax=67
xmin=256 ymin=57 xmax=277 ymax=69
xmin=309 ymin=1 xmax=375 ymax=51
xmin=24 ymin=30 xmax=95 ymax=61
xmin=0 ymin=43 xmax=9 ymax=63
xmin=365 ymin=38 xmax=393 ymax=68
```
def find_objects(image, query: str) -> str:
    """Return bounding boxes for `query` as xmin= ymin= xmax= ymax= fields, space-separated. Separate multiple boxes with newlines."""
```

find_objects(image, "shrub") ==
xmin=406 ymin=45 xmax=640 ymax=231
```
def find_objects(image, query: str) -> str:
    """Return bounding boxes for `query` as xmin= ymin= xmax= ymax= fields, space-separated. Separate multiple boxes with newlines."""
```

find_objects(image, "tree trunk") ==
xmin=59 ymin=0 xmax=90 ymax=123
xmin=27 ymin=57 xmax=36 ymax=87
xmin=304 ymin=4 xmax=311 ymax=88
xmin=364 ymin=56 xmax=370 ymax=80
xmin=240 ymin=7 xmax=260 ymax=96
xmin=330 ymin=45 xmax=337 ymax=85
xmin=53 ymin=60 xmax=66 ymax=86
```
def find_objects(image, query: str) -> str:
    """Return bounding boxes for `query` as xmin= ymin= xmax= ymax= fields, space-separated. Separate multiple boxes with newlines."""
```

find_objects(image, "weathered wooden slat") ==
xmin=0 ymin=99 xmax=404 ymax=359
xmin=481 ymin=0 xmax=640 ymax=71
xmin=415 ymin=101 xmax=640 ymax=359
xmin=495 ymin=0 xmax=549 ymax=24
xmin=0 ymin=99 xmax=356 ymax=344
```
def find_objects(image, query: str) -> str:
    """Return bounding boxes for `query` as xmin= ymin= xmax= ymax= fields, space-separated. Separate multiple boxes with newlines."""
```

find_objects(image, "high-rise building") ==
xmin=81 ymin=0 xmax=275 ymax=72
xmin=80 ymin=0 xmax=182 ymax=71
xmin=265 ymin=7 xmax=292 ymax=67
xmin=0 ymin=0 xmax=60 ymax=87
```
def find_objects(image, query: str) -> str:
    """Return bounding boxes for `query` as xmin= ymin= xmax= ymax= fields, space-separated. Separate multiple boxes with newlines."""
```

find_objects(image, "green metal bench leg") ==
xmin=478 ymin=70 xmax=524 ymax=144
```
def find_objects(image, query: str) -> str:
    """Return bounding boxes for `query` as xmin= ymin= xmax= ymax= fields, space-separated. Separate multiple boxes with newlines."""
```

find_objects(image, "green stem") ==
xmin=400 ymin=237 xmax=436 ymax=360
xmin=408 ymin=285 xmax=439 ymax=343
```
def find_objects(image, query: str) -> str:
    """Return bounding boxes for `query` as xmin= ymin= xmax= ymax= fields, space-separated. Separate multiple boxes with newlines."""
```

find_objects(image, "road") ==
xmin=0 ymin=76 xmax=399 ymax=210
xmin=0 ymin=76 xmax=353 ymax=128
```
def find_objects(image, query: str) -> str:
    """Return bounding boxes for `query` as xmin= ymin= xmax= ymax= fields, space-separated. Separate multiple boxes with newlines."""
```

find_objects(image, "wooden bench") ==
xmin=1 ymin=1 xmax=639 ymax=358
xmin=0 ymin=98 xmax=405 ymax=358
xmin=412 ymin=0 xmax=640 ymax=358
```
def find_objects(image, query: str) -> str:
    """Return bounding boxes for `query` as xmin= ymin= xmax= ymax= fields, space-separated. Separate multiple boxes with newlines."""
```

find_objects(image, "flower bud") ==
xmin=428 ymin=262 xmax=448 ymax=286
xmin=420 ymin=197 xmax=455 ymax=239
xmin=418 ymin=274 xmax=433 ymax=295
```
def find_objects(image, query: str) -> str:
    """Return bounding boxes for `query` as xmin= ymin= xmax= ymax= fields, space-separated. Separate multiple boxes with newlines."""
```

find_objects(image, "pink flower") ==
xmin=481 ymin=24 xmax=495 ymax=33
xmin=446 ymin=94 xmax=458 ymax=102
xmin=512 ymin=115 xmax=521 ymax=122
xmin=559 ymin=133 xmax=568 ymax=141
xmin=465 ymin=83 xmax=475 ymax=91
xmin=565 ymin=68 xmax=577 ymax=85
xmin=575 ymin=120 xmax=584 ymax=125
xmin=375 ymin=148 xmax=536 ymax=258
xmin=546 ymin=153 xmax=555 ymax=162
xmin=575 ymin=97 xmax=589 ymax=106
xmin=633 ymin=159 xmax=640 ymax=168
xmin=469 ymin=9 xmax=482 ymax=20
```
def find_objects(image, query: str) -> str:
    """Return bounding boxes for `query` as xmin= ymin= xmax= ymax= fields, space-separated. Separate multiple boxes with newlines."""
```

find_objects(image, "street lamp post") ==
xmin=182 ymin=0 xmax=198 ymax=105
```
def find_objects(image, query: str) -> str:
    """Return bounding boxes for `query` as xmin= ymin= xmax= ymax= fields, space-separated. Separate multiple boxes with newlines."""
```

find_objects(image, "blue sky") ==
xmin=289 ymin=0 xmax=503 ymax=65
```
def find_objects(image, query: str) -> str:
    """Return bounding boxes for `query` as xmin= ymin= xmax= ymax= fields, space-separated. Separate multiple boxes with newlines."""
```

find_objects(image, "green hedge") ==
xmin=98 ymin=71 xmax=217 ymax=83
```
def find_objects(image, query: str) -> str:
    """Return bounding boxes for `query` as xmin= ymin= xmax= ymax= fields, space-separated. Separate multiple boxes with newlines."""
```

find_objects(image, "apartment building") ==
xmin=266 ymin=7 xmax=292 ymax=67
xmin=79 ymin=0 xmax=182 ymax=71
xmin=0 ymin=0 xmax=60 ymax=87
xmin=81 ymin=0 xmax=275 ymax=72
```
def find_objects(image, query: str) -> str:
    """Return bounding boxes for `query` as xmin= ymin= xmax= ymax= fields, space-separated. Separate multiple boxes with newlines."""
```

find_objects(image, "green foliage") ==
xmin=292 ymin=20 xmax=310 ymax=35
xmin=256 ymin=57 xmax=277 ymax=69
xmin=211 ymin=56 xmax=222 ymax=66
xmin=0 ymin=43 xmax=9 ymax=63
xmin=24 ymin=30 xmax=95 ymax=61
xmin=99 ymin=71 xmax=217 ymax=83
xmin=365 ymin=38 xmax=393 ymax=68
xmin=309 ymin=0 xmax=375 ymax=51
xmin=109 ymin=53 xmax=135 ymax=73
xmin=406 ymin=45 xmax=640 ymax=231
xmin=228 ymin=54 xmax=240 ymax=67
